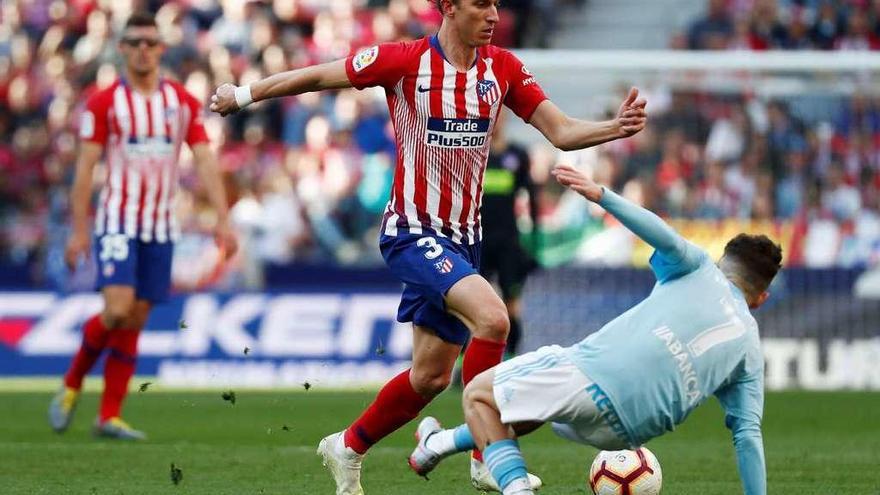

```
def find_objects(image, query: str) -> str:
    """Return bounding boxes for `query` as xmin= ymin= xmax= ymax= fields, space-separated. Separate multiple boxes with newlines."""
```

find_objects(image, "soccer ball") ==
xmin=588 ymin=447 xmax=662 ymax=495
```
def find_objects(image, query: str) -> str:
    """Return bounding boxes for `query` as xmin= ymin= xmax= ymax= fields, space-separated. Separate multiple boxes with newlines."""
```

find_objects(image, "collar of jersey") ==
xmin=119 ymin=76 xmax=166 ymax=96
xmin=429 ymin=34 xmax=479 ymax=70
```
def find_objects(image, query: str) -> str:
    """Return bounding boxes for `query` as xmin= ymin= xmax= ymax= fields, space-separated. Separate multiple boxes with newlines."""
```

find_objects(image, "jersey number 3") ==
xmin=417 ymin=237 xmax=444 ymax=260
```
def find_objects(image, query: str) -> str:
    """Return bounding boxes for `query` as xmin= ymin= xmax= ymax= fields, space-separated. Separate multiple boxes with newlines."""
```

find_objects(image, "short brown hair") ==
xmin=723 ymin=234 xmax=783 ymax=293
xmin=125 ymin=11 xmax=157 ymax=30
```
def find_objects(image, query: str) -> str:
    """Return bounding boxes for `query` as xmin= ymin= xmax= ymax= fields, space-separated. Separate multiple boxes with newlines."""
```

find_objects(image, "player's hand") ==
xmin=615 ymin=87 xmax=647 ymax=138
xmin=209 ymin=83 xmax=239 ymax=117
xmin=213 ymin=221 xmax=238 ymax=261
xmin=551 ymin=164 xmax=604 ymax=202
xmin=64 ymin=231 xmax=91 ymax=271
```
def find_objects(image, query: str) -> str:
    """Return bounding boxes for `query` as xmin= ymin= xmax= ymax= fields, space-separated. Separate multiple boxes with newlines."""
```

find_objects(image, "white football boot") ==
xmin=470 ymin=457 xmax=543 ymax=492
xmin=408 ymin=416 xmax=448 ymax=477
xmin=317 ymin=431 xmax=365 ymax=495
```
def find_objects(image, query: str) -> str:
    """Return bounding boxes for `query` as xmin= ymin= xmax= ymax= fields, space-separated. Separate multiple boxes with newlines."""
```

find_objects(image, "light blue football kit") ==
xmin=562 ymin=189 xmax=766 ymax=495
xmin=421 ymin=189 xmax=768 ymax=495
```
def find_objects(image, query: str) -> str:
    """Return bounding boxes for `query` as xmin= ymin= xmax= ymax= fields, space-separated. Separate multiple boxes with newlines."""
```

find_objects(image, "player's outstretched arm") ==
xmin=730 ymin=425 xmax=766 ymax=495
xmin=209 ymin=59 xmax=352 ymax=116
xmin=529 ymin=87 xmax=647 ymax=151
xmin=552 ymin=165 xmax=687 ymax=260
xmin=716 ymin=378 xmax=767 ymax=495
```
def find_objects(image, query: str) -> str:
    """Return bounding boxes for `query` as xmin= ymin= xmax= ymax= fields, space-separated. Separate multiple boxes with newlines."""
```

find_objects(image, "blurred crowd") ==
xmin=1 ymin=0 xmax=878 ymax=291
xmin=0 ymin=0 xmax=573 ymax=289
xmin=632 ymin=0 xmax=880 ymax=268
xmin=550 ymin=90 xmax=880 ymax=268
xmin=677 ymin=0 xmax=880 ymax=50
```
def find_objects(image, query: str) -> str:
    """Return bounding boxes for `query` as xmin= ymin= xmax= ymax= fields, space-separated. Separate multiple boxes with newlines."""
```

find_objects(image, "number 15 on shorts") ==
xmin=99 ymin=234 xmax=130 ymax=262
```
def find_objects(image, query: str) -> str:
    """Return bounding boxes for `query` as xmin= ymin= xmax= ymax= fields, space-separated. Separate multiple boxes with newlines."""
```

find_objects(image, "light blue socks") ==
xmin=483 ymin=439 xmax=529 ymax=492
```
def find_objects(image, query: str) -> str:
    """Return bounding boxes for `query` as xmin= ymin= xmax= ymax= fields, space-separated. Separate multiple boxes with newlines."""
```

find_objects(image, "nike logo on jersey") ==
xmin=418 ymin=85 xmax=473 ymax=94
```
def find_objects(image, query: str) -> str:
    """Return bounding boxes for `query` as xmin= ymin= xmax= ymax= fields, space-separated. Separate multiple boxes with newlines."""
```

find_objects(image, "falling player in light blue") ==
xmin=408 ymin=164 xmax=781 ymax=495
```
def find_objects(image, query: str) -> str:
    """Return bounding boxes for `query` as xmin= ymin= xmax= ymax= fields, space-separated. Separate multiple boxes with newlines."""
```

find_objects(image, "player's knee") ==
xmin=410 ymin=369 xmax=451 ymax=398
xmin=102 ymin=305 xmax=132 ymax=329
xmin=100 ymin=286 xmax=137 ymax=328
xmin=462 ymin=376 xmax=492 ymax=408
xmin=474 ymin=306 xmax=510 ymax=341
xmin=462 ymin=382 xmax=478 ymax=409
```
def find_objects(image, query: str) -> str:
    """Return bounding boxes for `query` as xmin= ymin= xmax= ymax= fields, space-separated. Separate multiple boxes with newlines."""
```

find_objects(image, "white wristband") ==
xmin=234 ymin=84 xmax=253 ymax=109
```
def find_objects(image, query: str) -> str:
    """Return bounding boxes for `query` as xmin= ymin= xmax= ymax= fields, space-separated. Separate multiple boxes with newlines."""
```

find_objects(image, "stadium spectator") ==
xmin=687 ymin=0 xmax=735 ymax=50
xmin=680 ymin=0 xmax=880 ymax=52
xmin=556 ymin=83 xmax=880 ymax=268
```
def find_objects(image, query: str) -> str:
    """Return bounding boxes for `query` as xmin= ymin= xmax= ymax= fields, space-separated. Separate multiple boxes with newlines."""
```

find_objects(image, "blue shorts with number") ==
xmin=380 ymin=233 xmax=481 ymax=345
xmin=94 ymin=234 xmax=174 ymax=303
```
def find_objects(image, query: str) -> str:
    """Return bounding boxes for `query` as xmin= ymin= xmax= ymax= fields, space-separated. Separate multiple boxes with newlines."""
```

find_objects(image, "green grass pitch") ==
xmin=1 ymin=389 xmax=878 ymax=494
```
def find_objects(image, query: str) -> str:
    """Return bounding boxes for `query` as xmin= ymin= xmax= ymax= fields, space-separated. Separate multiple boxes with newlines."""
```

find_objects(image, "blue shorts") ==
xmin=380 ymin=233 xmax=481 ymax=345
xmin=94 ymin=233 xmax=174 ymax=303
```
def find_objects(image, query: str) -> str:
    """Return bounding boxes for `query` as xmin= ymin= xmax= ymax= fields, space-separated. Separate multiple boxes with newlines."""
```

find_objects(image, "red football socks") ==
xmin=462 ymin=336 xmax=506 ymax=463
xmin=462 ymin=336 xmax=506 ymax=385
xmin=343 ymin=369 xmax=431 ymax=454
xmin=99 ymin=329 xmax=140 ymax=421
xmin=340 ymin=337 xmax=506 ymax=456
xmin=64 ymin=314 xmax=110 ymax=390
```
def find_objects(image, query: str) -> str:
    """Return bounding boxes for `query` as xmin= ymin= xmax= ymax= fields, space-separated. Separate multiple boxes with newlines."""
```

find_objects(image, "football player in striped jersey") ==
xmin=211 ymin=1 xmax=646 ymax=492
xmin=49 ymin=12 xmax=237 ymax=440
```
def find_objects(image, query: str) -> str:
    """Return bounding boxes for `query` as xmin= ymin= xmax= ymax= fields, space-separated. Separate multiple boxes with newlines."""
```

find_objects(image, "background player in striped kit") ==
xmin=48 ymin=12 xmax=237 ymax=440
xmin=210 ymin=0 xmax=646 ymax=492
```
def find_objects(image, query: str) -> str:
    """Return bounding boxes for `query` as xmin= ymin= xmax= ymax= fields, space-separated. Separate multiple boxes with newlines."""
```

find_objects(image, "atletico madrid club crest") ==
xmin=477 ymin=79 xmax=499 ymax=106
xmin=434 ymin=256 xmax=454 ymax=274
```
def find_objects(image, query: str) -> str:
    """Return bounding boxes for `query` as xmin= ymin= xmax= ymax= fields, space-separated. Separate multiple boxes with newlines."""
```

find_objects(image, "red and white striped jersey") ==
xmin=79 ymin=78 xmax=209 ymax=243
xmin=345 ymin=36 xmax=547 ymax=245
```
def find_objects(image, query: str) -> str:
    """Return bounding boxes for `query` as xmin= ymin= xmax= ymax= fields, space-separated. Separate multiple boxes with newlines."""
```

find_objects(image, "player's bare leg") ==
xmin=410 ymin=325 xmax=462 ymax=397
xmin=463 ymin=371 xmax=510 ymax=447
xmin=100 ymin=285 xmax=139 ymax=329
xmin=445 ymin=275 xmax=518 ymax=471
xmin=445 ymin=274 xmax=509 ymax=437
xmin=463 ymin=371 xmax=537 ymax=495
xmin=446 ymin=275 xmax=510 ymax=344
xmin=321 ymin=265 xmax=512 ymax=494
